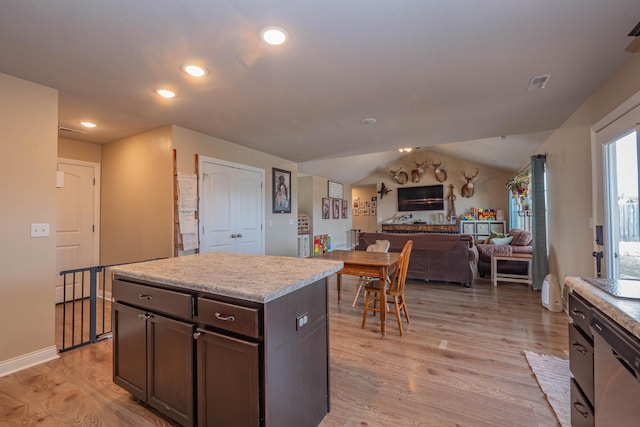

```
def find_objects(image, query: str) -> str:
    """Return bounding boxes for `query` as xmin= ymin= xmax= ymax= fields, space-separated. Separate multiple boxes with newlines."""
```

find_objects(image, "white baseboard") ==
xmin=0 ymin=346 xmax=59 ymax=377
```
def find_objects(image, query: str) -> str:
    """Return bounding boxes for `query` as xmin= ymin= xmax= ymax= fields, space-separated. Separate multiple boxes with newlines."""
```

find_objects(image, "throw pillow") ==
xmin=490 ymin=236 xmax=514 ymax=245
xmin=484 ymin=231 xmax=506 ymax=244
xmin=510 ymin=230 xmax=532 ymax=246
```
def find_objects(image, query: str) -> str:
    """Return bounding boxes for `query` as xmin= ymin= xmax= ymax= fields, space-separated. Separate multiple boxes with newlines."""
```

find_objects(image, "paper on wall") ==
xmin=177 ymin=173 xmax=198 ymax=212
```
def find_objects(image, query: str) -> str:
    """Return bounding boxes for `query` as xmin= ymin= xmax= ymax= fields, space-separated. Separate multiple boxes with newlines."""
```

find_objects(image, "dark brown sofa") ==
xmin=356 ymin=232 xmax=478 ymax=287
xmin=476 ymin=229 xmax=533 ymax=276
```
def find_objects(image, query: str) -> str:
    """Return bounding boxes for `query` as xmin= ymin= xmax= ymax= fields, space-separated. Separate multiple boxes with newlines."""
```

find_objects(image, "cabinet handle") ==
xmin=571 ymin=342 xmax=588 ymax=355
xmin=570 ymin=309 xmax=585 ymax=320
xmin=193 ymin=332 xmax=201 ymax=339
xmin=572 ymin=400 xmax=589 ymax=418
xmin=137 ymin=313 xmax=151 ymax=320
xmin=215 ymin=312 xmax=236 ymax=322
xmin=139 ymin=294 xmax=153 ymax=300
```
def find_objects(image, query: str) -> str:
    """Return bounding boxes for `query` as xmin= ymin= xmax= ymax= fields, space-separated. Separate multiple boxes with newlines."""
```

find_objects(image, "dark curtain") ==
xmin=530 ymin=155 xmax=547 ymax=290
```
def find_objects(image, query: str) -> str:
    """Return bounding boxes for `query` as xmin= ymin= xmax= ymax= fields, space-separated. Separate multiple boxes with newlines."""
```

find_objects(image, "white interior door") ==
xmin=199 ymin=158 xmax=264 ymax=254
xmin=56 ymin=159 xmax=100 ymax=303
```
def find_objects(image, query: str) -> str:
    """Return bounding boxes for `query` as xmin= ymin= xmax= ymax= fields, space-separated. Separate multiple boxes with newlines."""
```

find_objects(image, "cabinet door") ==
xmin=147 ymin=314 xmax=195 ymax=427
xmin=461 ymin=222 xmax=475 ymax=235
xmin=113 ymin=302 xmax=147 ymax=401
xmin=197 ymin=329 xmax=260 ymax=427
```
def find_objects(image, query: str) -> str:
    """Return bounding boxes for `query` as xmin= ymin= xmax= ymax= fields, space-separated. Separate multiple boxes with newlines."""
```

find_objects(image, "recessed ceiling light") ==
xmin=260 ymin=26 xmax=288 ymax=45
xmin=398 ymin=148 xmax=412 ymax=153
xmin=360 ymin=118 xmax=377 ymax=125
xmin=155 ymin=88 xmax=177 ymax=99
xmin=80 ymin=121 xmax=97 ymax=128
xmin=182 ymin=64 xmax=208 ymax=77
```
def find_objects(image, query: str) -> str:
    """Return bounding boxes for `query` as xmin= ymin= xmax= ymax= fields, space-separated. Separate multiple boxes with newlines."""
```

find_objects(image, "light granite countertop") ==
xmin=109 ymin=252 xmax=343 ymax=303
xmin=565 ymin=276 xmax=640 ymax=339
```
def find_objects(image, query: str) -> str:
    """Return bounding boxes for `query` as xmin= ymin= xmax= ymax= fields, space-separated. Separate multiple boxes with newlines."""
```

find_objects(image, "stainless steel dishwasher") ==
xmin=591 ymin=308 xmax=640 ymax=426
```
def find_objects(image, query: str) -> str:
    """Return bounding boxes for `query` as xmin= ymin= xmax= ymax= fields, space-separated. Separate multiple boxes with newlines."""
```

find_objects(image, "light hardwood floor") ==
xmin=0 ymin=275 xmax=568 ymax=427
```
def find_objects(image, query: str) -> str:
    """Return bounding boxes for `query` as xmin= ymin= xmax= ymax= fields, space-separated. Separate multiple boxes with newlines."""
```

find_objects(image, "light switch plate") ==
xmin=31 ymin=223 xmax=50 ymax=237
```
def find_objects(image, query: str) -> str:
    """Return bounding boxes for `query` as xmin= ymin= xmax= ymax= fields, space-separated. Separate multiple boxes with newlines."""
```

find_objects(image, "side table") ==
xmin=491 ymin=253 xmax=533 ymax=287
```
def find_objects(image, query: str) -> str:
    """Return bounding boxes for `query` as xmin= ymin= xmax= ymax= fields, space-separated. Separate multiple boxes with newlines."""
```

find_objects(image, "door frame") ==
xmin=198 ymin=156 xmax=265 ymax=255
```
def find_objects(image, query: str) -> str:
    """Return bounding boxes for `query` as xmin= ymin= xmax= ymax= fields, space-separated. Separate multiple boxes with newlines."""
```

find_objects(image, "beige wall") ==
xmin=539 ymin=53 xmax=640 ymax=283
xmin=172 ymin=126 xmax=299 ymax=256
xmin=298 ymin=176 xmax=353 ymax=251
xmin=354 ymin=150 xmax=513 ymax=227
xmin=58 ymin=137 xmax=101 ymax=163
xmin=100 ymin=126 xmax=174 ymax=265
xmin=0 ymin=73 xmax=58 ymax=362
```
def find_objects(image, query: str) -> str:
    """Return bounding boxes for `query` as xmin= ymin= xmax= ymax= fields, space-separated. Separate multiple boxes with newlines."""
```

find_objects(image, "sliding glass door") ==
xmin=605 ymin=130 xmax=639 ymax=280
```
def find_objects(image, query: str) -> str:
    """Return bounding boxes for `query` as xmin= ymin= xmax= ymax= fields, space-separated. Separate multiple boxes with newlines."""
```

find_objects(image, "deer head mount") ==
xmin=460 ymin=168 xmax=479 ymax=198
xmin=388 ymin=166 xmax=408 ymax=185
xmin=431 ymin=160 xmax=447 ymax=183
xmin=411 ymin=156 xmax=428 ymax=183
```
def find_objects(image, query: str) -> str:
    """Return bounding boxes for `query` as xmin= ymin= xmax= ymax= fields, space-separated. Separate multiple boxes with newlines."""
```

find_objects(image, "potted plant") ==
xmin=506 ymin=170 xmax=530 ymax=197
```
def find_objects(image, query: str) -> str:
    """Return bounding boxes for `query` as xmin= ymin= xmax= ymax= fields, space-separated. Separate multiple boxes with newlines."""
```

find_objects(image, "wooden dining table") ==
xmin=318 ymin=249 xmax=400 ymax=335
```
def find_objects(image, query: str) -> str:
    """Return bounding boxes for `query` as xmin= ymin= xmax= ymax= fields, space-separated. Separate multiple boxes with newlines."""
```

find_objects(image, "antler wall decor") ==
xmin=460 ymin=168 xmax=479 ymax=198
xmin=431 ymin=160 xmax=447 ymax=183
xmin=388 ymin=166 xmax=408 ymax=185
xmin=410 ymin=156 xmax=428 ymax=183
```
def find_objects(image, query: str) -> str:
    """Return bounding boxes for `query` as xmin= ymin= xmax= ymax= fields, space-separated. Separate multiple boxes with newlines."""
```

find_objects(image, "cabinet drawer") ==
xmin=569 ymin=292 xmax=592 ymax=340
xmin=569 ymin=324 xmax=594 ymax=405
xmin=570 ymin=378 xmax=594 ymax=427
xmin=113 ymin=279 xmax=193 ymax=319
xmin=197 ymin=298 xmax=260 ymax=339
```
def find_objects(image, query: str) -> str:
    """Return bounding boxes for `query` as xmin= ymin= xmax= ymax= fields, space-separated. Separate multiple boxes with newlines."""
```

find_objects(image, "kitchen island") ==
xmin=109 ymin=252 xmax=343 ymax=427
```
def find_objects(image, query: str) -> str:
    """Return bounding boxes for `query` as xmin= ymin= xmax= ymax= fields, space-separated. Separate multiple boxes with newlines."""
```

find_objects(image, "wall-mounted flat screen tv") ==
xmin=397 ymin=184 xmax=444 ymax=211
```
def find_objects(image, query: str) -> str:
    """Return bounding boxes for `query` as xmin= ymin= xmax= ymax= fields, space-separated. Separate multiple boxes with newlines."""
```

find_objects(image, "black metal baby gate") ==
xmin=57 ymin=265 xmax=112 ymax=352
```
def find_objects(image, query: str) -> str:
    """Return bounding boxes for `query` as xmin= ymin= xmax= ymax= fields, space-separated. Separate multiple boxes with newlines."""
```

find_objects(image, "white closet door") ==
xmin=199 ymin=158 xmax=264 ymax=255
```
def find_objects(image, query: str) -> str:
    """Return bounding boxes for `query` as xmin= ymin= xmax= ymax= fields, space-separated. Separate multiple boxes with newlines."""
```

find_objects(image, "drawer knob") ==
xmin=215 ymin=312 xmax=236 ymax=322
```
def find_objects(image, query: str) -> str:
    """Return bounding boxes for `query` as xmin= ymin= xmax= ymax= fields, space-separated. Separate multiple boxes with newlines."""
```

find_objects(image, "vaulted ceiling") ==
xmin=1 ymin=1 xmax=638 ymax=183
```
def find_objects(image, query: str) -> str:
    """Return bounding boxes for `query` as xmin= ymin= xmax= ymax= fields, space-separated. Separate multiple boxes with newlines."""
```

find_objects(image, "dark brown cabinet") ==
xmin=112 ymin=274 xmax=330 ymax=427
xmin=113 ymin=301 xmax=195 ymax=427
xmin=196 ymin=329 xmax=260 ymax=427
xmin=568 ymin=292 xmax=594 ymax=427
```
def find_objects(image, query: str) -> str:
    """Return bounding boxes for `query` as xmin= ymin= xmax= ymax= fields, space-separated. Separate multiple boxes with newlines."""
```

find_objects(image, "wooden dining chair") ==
xmin=351 ymin=239 xmax=390 ymax=307
xmin=361 ymin=240 xmax=413 ymax=336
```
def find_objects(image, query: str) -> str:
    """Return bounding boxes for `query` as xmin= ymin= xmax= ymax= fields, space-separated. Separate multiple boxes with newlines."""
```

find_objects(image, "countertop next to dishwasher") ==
xmin=565 ymin=276 xmax=640 ymax=339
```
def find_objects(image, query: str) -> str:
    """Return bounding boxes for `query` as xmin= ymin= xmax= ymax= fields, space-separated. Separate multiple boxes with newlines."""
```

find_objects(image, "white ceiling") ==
xmin=0 ymin=1 xmax=638 ymax=183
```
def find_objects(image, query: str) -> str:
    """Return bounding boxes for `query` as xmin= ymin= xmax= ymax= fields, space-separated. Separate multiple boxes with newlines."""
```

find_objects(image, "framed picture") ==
xmin=371 ymin=208 xmax=377 ymax=216
xmin=332 ymin=199 xmax=340 ymax=219
xmin=342 ymin=200 xmax=348 ymax=218
xmin=353 ymin=208 xmax=359 ymax=216
xmin=353 ymin=200 xmax=359 ymax=209
xmin=371 ymin=199 xmax=377 ymax=208
xmin=272 ymin=168 xmax=291 ymax=213
xmin=328 ymin=180 xmax=343 ymax=199
xmin=322 ymin=198 xmax=330 ymax=219
xmin=362 ymin=208 xmax=369 ymax=215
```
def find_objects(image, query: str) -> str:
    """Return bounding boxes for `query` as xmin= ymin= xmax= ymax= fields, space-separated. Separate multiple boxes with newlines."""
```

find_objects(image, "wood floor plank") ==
xmin=0 ymin=275 xmax=567 ymax=426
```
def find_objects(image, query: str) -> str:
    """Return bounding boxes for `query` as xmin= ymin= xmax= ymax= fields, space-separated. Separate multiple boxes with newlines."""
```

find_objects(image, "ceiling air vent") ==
xmin=58 ymin=126 xmax=86 ymax=134
xmin=528 ymin=74 xmax=551 ymax=91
